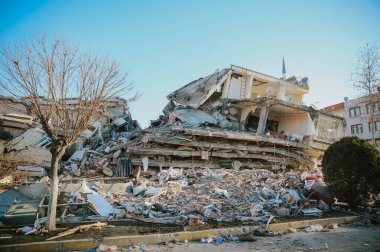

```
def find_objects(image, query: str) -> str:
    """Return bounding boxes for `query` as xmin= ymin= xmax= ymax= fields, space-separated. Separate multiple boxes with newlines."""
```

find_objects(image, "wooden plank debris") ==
xmin=46 ymin=222 xmax=107 ymax=241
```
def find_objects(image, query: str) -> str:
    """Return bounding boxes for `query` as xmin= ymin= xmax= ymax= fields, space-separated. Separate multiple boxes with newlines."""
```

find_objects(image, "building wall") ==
xmin=227 ymin=76 xmax=244 ymax=99
xmin=250 ymin=82 xmax=304 ymax=105
xmin=228 ymin=66 xmax=307 ymax=105
xmin=344 ymin=96 xmax=380 ymax=149
xmin=327 ymin=109 xmax=345 ymax=117
xmin=277 ymin=113 xmax=311 ymax=137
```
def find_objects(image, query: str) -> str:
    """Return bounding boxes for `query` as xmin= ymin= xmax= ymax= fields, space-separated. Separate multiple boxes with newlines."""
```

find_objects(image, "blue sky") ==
xmin=1 ymin=0 xmax=380 ymax=127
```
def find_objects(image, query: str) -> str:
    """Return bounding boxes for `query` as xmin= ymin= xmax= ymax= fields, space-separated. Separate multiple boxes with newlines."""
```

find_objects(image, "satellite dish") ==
xmin=344 ymin=97 xmax=349 ymax=102
xmin=285 ymin=95 xmax=294 ymax=102
xmin=266 ymin=86 xmax=274 ymax=95
xmin=301 ymin=77 xmax=309 ymax=84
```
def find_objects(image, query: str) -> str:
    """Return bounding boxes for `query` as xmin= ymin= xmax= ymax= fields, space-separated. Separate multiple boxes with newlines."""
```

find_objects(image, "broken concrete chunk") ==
xmin=9 ymin=127 xmax=47 ymax=151
xmin=211 ymin=110 xmax=232 ymax=128
xmin=87 ymin=194 xmax=122 ymax=217
xmin=113 ymin=150 xmax=122 ymax=159
xmin=69 ymin=164 xmax=81 ymax=177
xmin=301 ymin=208 xmax=323 ymax=216
xmin=78 ymin=179 xmax=98 ymax=195
xmin=214 ymin=187 xmax=229 ymax=198
xmin=16 ymin=166 xmax=47 ymax=177
xmin=68 ymin=150 xmax=86 ymax=163
xmin=144 ymin=187 xmax=162 ymax=196
xmin=142 ymin=156 xmax=149 ymax=172
xmin=123 ymin=202 xmax=144 ymax=214
xmin=250 ymin=203 xmax=264 ymax=217
xmin=102 ymin=167 xmax=113 ymax=177
xmin=114 ymin=117 xmax=127 ymax=127
xmin=231 ymin=160 xmax=242 ymax=170
xmin=104 ymin=146 xmax=111 ymax=153
xmin=171 ymin=108 xmax=218 ymax=126
xmin=133 ymin=183 xmax=147 ymax=196
xmin=273 ymin=207 xmax=290 ymax=216
xmin=17 ymin=183 xmax=50 ymax=200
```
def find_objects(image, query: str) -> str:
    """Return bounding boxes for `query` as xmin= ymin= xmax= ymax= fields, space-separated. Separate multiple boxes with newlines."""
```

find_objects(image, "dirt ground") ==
xmin=134 ymin=226 xmax=380 ymax=252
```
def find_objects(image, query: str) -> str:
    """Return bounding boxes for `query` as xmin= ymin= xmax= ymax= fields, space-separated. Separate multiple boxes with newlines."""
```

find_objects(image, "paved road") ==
xmin=131 ymin=226 xmax=380 ymax=252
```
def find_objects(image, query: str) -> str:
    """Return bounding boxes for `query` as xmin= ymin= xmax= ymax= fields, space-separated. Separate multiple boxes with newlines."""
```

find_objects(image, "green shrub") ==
xmin=322 ymin=136 xmax=380 ymax=209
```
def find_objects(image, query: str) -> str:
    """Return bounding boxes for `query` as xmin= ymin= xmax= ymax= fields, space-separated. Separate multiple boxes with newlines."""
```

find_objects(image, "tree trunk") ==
xmin=370 ymin=96 xmax=376 ymax=146
xmin=371 ymin=119 xmax=375 ymax=146
xmin=46 ymin=147 xmax=65 ymax=231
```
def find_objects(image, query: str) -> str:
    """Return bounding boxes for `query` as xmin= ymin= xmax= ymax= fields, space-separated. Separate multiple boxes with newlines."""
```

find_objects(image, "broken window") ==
xmin=316 ymin=115 xmax=343 ymax=142
xmin=245 ymin=114 xmax=259 ymax=131
xmin=266 ymin=119 xmax=279 ymax=132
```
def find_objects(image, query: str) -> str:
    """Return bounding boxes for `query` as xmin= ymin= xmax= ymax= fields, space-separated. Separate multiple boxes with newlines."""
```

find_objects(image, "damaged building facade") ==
xmin=136 ymin=64 xmax=345 ymax=172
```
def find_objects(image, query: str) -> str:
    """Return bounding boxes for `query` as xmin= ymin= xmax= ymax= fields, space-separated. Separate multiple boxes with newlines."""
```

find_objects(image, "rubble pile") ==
xmin=57 ymin=167 xmax=330 ymax=225
xmin=0 ymin=162 xmax=332 ymax=228
xmin=0 ymin=155 xmax=32 ymax=189
xmin=129 ymin=168 xmax=330 ymax=223
xmin=54 ymin=121 xmax=314 ymax=183
xmin=120 ymin=125 xmax=315 ymax=175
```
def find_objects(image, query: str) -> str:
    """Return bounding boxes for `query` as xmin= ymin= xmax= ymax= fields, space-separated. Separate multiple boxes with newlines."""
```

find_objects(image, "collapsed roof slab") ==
xmin=167 ymin=68 xmax=231 ymax=109
xmin=229 ymin=97 xmax=313 ymax=113
xmin=171 ymin=125 xmax=309 ymax=149
xmin=148 ymin=134 xmax=313 ymax=167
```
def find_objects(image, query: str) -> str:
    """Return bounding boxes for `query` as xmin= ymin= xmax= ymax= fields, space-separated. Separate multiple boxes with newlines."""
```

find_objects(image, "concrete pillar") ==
xmin=277 ymin=81 xmax=286 ymax=101
xmin=221 ymin=74 xmax=232 ymax=99
xmin=245 ymin=74 xmax=254 ymax=99
xmin=257 ymin=106 xmax=270 ymax=134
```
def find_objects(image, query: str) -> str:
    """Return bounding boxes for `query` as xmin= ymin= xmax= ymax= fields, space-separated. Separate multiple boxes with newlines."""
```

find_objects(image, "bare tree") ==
xmin=0 ymin=36 xmax=135 ymax=230
xmin=350 ymin=44 xmax=380 ymax=146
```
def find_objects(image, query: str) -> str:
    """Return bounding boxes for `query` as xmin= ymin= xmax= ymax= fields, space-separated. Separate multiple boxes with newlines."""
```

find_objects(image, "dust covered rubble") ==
xmin=67 ymin=167 xmax=332 ymax=225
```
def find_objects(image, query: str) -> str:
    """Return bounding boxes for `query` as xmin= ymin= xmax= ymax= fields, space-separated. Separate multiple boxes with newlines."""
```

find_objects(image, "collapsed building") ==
xmin=0 ymin=64 xmax=347 ymax=228
xmin=128 ymin=64 xmax=345 ymax=173
xmin=0 ymin=95 xmax=33 ymax=140
xmin=0 ymin=96 xmax=139 ymax=170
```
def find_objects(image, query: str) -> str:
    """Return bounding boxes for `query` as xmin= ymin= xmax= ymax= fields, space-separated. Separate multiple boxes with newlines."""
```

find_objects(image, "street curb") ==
xmin=0 ymin=216 xmax=361 ymax=252
xmin=267 ymin=216 xmax=360 ymax=231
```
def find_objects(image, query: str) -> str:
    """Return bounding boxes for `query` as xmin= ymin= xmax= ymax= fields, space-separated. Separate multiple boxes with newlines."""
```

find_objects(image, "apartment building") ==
xmin=324 ymin=96 xmax=380 ymax=149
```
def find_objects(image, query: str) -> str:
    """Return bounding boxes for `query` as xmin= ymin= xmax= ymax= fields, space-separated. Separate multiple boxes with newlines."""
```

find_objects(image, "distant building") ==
xmin=323 ymin=102 xmax=345 ymax=117
xmin=324 ymin=96 xmax=380 ymax=150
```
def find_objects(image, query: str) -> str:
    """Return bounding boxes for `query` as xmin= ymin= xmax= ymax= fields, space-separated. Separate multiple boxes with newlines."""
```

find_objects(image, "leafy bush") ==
xmin=322 ymin=136 xmax=380 ymax=209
